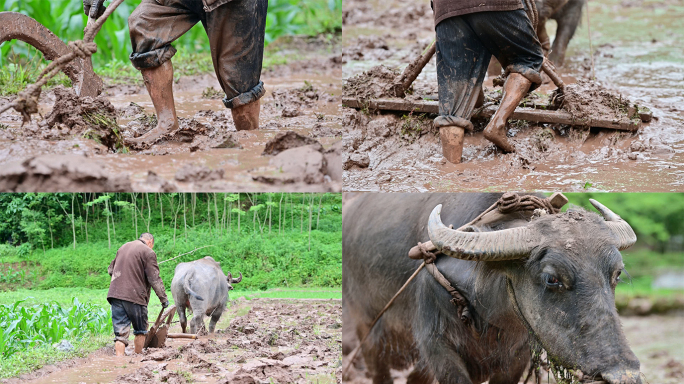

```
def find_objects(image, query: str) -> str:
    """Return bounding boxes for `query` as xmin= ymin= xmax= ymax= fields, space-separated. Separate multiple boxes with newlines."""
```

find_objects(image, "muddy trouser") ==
xmin=434 ymin=5 xmax=544 ymax=130
xmin=110 ymin=298 xmax=148 ymax=346
xmin=128 ymin=0 xmax=268 ymax=109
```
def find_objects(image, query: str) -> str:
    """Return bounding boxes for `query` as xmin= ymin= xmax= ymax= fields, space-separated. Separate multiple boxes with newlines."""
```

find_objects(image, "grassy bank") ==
xmin=0 ymin=230 xmax=342 ymax=291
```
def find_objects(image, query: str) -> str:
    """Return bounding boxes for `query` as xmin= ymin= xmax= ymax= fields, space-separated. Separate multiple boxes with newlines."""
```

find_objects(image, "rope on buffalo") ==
xmin=159 ymin=245 xmax=216 ymax=264
xmin=341 ymin=262 xmax=426 ymax=378
xmin=0 ymin=0 xmax=126 ymax=123
xmin=497 ymin=192 xmax=561 ymax=215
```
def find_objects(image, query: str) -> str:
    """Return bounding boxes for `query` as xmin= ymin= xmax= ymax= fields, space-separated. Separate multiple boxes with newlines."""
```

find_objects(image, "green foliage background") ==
xmin=0 ymin=0 xmax=342 ymax=66
xmin=563 ymin=193 xmax=684 ymax=253
xmin=0 ymin=193 xmax=342 ymax=291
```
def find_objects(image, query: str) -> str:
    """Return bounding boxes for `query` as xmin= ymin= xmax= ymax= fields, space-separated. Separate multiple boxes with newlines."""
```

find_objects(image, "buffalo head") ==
xmin=428 ymin=199 xmax=641 ymax=384
xmin=226 ymin=271 xmax=242 ymax=291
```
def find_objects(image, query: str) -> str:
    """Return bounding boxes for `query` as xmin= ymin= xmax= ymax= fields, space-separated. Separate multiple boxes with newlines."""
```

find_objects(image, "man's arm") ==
xmin=107 ymin=251 xmax=118 ymax=276
xmin=143 ymin=250 xmax=169 ymax=307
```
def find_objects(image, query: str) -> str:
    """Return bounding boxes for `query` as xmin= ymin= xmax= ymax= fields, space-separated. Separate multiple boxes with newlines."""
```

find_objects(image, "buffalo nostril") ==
xmin=602 ymin=370 xmax=642 ymax=384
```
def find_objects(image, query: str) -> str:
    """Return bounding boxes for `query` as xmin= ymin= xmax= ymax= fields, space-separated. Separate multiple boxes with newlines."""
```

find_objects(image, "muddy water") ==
xmin=9 ymin=298 xmax=342 ymax=384
xmin=342 ymin=0 xmax=684 ymax=192
xmin=0 ymin=57 xmax=342 ymax=192
xmin=343 ymin=314 xmax=684 ymax=384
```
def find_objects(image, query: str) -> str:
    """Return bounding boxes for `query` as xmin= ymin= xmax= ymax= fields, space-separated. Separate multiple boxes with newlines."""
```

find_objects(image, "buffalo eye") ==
xmin=613 ymin=269 xmax=622 ymax=285
xmin=543 ymin=273 xmax=563 ymax=289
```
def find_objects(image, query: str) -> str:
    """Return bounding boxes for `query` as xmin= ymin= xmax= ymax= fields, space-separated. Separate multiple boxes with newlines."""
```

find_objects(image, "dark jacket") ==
xmin=107 ymin=240 xmax=168 ymax=307
xmin=432 ymin=0 xmax=523 ymax=26
xmin=203 ymin=0 xmax=232 ymax=12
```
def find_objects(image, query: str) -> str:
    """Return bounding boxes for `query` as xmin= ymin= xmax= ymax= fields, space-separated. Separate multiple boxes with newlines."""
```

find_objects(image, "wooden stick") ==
xmin=159 ymin=245 xmax=215 ymax=264
xmin=390 ymin=41 xmax=436 ymax=98
xmin=167 ymin=333 xmax=198 ymax=339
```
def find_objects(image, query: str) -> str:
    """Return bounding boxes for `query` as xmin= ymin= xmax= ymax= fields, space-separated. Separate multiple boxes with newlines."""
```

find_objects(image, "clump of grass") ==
xmin=82 ymin=111 xmax=128 ymax=153
xmin=400 ymin=112 xmax=430 ymax=144
xmin=299 ymin=80 xmax=316 ymax=93
xmin=202 ymin=87 xmax=224 ymax=100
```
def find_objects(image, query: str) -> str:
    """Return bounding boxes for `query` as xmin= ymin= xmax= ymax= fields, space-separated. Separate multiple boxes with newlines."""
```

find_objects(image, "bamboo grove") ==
xmin=0 ymin=193 xmax=342 ymax=290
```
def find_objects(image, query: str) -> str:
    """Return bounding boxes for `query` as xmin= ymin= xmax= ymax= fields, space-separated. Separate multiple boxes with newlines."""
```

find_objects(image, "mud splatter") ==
xmin=0 ymin=154 xmax=131 ymax=192
xmin=262 ymin=131 xmax=323 ymax=156
xmin=343 ymin=65 xmax=399 ymax=100
xmin=557 ymin=80 xmax=642 ymax=125
xmin=43 ymin=87 xmax=126 ymax=152
xmin=175 ymin=164 xmax=225 ymax=183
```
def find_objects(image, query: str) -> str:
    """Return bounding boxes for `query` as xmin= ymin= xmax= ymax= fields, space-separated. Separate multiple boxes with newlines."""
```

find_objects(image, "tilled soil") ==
xmin=342 ymin=0 xmax=684 ymax=192
xmin=2 ymin=298 xmax=342 ymax=384
xmin=343 ymin=314 xmax=684 ymax=384
xmin=0 ymin=36 xmax=342 ymax=192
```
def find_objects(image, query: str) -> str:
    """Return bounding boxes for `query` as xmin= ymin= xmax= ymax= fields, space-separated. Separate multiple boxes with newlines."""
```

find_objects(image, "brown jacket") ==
xmin=107 ymin=240 xmax=168 ymax=307
xmin=202 ymin=0 xmax=232 ymax=13
xmin=432 ymin=0 xmax=523 ymax=25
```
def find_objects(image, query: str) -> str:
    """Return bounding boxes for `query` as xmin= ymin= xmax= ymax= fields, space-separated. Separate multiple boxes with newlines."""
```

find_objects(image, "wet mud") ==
xmin=342 ymin=0 xmax=684 ymax=192
xmin=0 ymin=37 xmax=342 ymax=192
xmin=342 ymin=314 xmax=684 ymax=384
xmin=2 ymin=298 xmax=342 ymax=384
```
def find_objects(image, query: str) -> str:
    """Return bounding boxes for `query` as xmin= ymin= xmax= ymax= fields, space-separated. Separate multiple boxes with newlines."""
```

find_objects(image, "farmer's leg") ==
xmin=464 ymin=7 xmax=544 ymax=153
xmin=435 ymin=16 xmax=491 ymax=163
xmin=122 ymin=300 xmax=149 ymax=354
xmin=126 ymin=0 xmax=202 ymax=148
xmin=110 ymin=299 xmax=131 ymax=356
xmin=204 ymin=0 xmax=268 ymax=131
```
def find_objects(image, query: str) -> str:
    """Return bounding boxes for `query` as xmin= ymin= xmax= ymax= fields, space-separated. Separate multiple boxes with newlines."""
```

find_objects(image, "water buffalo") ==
xmin=171 ymin=256 xmax=242 ymax=334
xmin=536 ymin=0 xmax=586 ymax=66
xmin=343 ymin=193 xmax=641 ymax=384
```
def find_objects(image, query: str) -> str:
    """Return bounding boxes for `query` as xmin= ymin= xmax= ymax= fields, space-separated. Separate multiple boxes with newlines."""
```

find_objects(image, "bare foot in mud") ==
xmin=126 ymin=119 xmax=179 ymax=150
xmin=483 ymin=119 xmax=515 ymax=153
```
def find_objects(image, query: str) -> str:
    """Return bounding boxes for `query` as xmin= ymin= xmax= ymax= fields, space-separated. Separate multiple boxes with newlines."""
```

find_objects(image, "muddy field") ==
xmin=342 ymin=0 xmax=684 ymax=192
xmin=0 ymin=36 xmax=342 ymax=192
xmin=2 ymin=298 xmax=342 ymax=384
xmin=343 ymin=313 xmax=684 ymax=384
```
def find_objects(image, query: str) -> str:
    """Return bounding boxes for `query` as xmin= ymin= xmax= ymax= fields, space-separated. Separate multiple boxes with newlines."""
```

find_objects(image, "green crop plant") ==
xmin=0 ymin=298 xmax=112 ymax=358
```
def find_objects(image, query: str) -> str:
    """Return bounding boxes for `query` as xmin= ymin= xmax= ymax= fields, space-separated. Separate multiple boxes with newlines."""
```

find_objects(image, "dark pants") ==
xmin=434 ymin=6 xmax=544 ymax=129
xmin=128 ymin=0 xmax=268 ymax=109
xmin=110 ymin=298 xmax=148 ymax=346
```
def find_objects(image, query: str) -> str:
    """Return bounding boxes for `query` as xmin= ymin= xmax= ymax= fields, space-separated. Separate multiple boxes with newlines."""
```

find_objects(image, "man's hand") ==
xmin=162 ymin=301 xmax=169 ymax=309
xmin=83 ymin=0 xmax=107 ymax=19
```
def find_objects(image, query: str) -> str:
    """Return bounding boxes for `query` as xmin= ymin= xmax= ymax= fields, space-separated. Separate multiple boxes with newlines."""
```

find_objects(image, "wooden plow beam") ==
xmin=342 ymin=97 xmax=651 ymax=132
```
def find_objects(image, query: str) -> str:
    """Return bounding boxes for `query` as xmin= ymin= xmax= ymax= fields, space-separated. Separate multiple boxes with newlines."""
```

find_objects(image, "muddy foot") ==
xmin=483 ymin=121 xmax=515 ymax=153
xmin=126 ymin=120 xmax=179 ymax=150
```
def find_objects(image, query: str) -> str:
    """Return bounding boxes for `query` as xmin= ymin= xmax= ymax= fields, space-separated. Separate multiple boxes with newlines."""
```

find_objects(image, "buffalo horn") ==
xmin=589 ymin=199 xmax=637 ymax=250
xmin=427 ymin=204 xmax=537 ymax=261
xmin=227 ymin=271 xmax=243 ymax=284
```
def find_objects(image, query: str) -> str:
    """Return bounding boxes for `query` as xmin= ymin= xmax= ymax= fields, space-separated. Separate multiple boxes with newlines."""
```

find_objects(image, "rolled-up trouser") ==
xmin=434 ymin=5 xmax=544 ymax=129
xmin=128 ymin=0 xmax=268 ymax=109
xmin=110 ymin=298 xmax=148 ymax=346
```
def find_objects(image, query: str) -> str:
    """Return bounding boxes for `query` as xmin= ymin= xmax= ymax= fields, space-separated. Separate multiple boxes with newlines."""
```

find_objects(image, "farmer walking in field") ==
xmin=432 ymin=0 xmax=545 ymax=162
xmin=83 ymin=0 xmax=268 ymax=149
xmin=107 ymin=233 xmax=169 ymax=356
